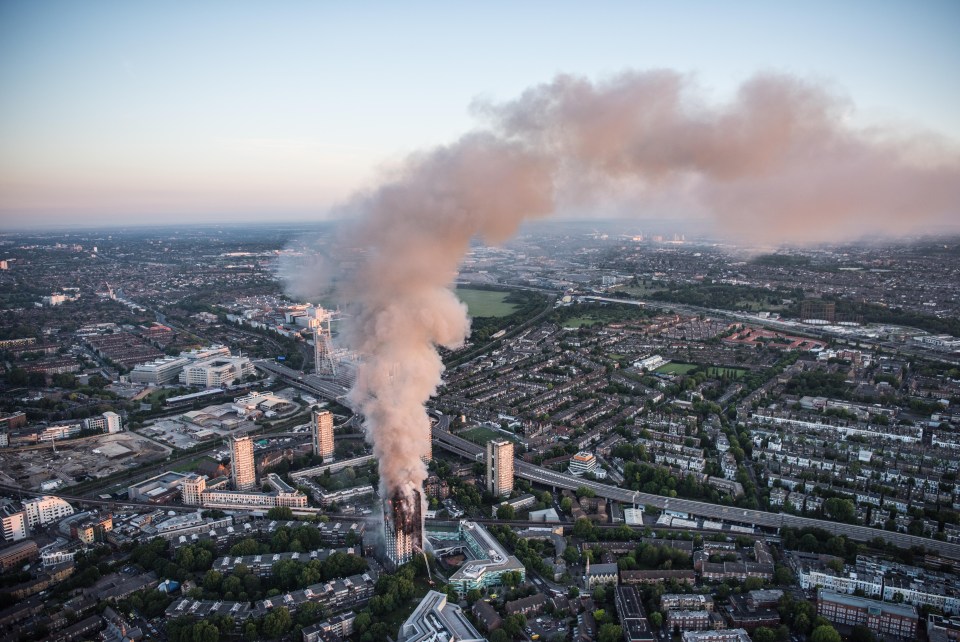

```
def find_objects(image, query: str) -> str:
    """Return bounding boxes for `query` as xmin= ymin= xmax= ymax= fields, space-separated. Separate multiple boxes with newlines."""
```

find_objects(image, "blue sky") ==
xmin=1 ymin=0 xmax=958 ymax=228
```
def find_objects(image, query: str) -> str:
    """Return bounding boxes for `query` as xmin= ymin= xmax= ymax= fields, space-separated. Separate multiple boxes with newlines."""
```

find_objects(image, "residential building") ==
xmin=84 ymin=411 xmax=122 ymax=433
xmin=214 ymin=548 xmax=359 ymax=577
xmin=166 ymin=571 xmax=375 ymax=623
xmin=398 ymin=590 xmax=485 ymax=642
xmin=492 ymin=493 xmax=535 ymax=517
xmin=180 ymin=474 xmax=206 ymax=506
xmin=681 ymin=630 xmax=751 ymax=642
xmin=302 ymin=612 xmax=357 ymax=642
xmin=662 ymin=594 xmax=715 ymax=611
xmin=486 ymin=439 xmax=514 ymax=497
xmin=668 ymin=610 xmax=724 ymax=632
xmin=1 ymin=505 xmax=27 ymax=541
xmin=22 ymin=496 xmax=74 ymax=528
xmin=0 ymin=540 xmax=39 ymax=572
xmin=817 ymin=590 xmax=918 ymax=639
xmin=312 ymin=409 xmax=334 ymax=460
xmin=505 ymin=593 xmax=548 ymax=617
xmin=472 ymin=600 xmax=503 ymax=633
xmin=231 ymin=435 xmax=257 ymax=491
xmin=384 ymin=489 xmax=423 ymax=568
xmin=71 ymin=513 xmax=113 ymax=544
xmin=199 ymin=475 xmax=307 ymax=510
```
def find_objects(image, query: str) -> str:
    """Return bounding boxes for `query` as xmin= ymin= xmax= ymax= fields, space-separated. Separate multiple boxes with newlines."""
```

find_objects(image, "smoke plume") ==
xmin=332 ymin=70 xmax=959 ymax=503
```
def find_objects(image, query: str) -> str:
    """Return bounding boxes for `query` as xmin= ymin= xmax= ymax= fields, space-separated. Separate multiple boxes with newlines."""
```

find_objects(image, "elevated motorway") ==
xmin=254 ymin=359 xmax=354 ymax=408
xmin=432 ymin=425 xmax=960 ymax=560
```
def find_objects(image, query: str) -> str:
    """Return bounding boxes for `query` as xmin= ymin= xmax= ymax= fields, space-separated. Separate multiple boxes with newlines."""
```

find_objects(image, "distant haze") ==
xmin=3 ymin=1 xmax=960 ymax=228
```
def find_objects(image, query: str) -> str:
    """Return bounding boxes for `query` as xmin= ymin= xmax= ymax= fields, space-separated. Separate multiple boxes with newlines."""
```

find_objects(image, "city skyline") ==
xmin=2 ymin=1 xmax=959 ymax=229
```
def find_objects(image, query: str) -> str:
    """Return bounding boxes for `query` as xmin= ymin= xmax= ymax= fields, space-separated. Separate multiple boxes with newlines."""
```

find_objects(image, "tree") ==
xmin=202 ymin=570 xmax=222 ymax=592
xmin=191 ymin=621 xmax=219 ymax=642
xmin=576 ymin=486 xmax=596 ymax=498
xmin=497 ymin=504 xmax=516 ymax=520
xmin=466 ymin=589 xmax=483 ymax=604
xmin=811 ymin=624 xmax=841 ymax=642
xmin=850 ymin=625 xmax=877 ymax=642
xmin=354 ymin=612 xmax=372 ymax=634
xmin=560 ymin=497 xmax=574 ymax=513
xmin=267 ymin=506 xmax=294 ymax=521
xmin=593 ymin=586 xmax=607 ymax=604
xmin=773 ymin=565 xmax=794 ymax=585
xmin=262 ymin=607 xmax=292 ymax=638
xmin=649 ymin=612 xmax=663 ymax=628
xmin=573 ymin=518 xmax=595 ymax=540
xmin=489 ymin=631 xmax=511 ymax=642
xmin=599 ymin=624 xmax=624 ymax=642
xmin=753 ymin=627 xmax=776 ymax=642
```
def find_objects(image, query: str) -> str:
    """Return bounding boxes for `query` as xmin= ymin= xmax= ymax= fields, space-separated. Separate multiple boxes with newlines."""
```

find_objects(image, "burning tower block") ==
xmin=384 ymin=487 xmax=423 ymax=567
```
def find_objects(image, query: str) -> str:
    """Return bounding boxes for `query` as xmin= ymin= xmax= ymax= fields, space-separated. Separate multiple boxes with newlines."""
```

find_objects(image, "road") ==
xmin=431 ymin=425 xmax=960 ymax=560
xmin=254 ymin=359 xmax=353 ymax=407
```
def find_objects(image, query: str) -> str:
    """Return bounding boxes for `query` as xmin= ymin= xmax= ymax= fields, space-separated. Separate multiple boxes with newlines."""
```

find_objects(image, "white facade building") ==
xmin=23 ymin=496 xmax=75 ymax=528
xmin=569 ymin=451 xmax=599 ymax=476
xmin=180 ymin=356 xmax=254 ymax=387
xmin=130 ymin=357 xmax=190 ymax=385
xmin=1 ymin=507 xmax=27 ymax=541
xmin=84 ymin=411 xmax=122 ymax=433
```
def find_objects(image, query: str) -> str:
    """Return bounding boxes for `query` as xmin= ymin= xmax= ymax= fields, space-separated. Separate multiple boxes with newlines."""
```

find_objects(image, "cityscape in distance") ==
xmin=1 ymin=222 xmax=959 ymax=642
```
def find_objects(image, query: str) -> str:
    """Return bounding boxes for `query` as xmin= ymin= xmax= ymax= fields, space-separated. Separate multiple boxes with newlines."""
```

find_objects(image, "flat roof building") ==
xmin=569 ymin=451 xmax=599 ymax=476
xmin=398 ymin=590 xmax=485 ymax=642
xmin=442 ymin=521 xmax=526 ymax=595
xmin=130 ymin=356 xmax=190 ymax=385
xmin=817 ymin=589 xmax=918 ymax=640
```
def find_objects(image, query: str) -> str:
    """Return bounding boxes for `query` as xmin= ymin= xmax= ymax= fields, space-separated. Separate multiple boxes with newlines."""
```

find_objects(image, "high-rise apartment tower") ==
xmin=312 ymin=409 xmax=335 ymax=460
xmin=230 ymin=435 xmax=257 ymax=492
xmin=486 ymin=439 xmax=514 ymax=497
xmin=384 ymin=488 xmax=423 ymax=567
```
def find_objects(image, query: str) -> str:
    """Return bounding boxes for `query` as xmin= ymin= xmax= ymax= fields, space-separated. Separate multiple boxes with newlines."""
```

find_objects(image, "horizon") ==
xmin=2 ymin=1 xmax=960 ymax=233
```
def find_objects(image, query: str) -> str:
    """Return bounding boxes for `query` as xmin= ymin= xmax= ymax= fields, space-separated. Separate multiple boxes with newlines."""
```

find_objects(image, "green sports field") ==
xmin=455 ymin=288 xmax=518 ymax=317
xmin=654 ymin=362 xmax=698 ymax=375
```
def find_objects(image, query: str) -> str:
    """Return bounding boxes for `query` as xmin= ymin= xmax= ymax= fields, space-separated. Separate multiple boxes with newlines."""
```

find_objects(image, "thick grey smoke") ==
xmin=481 ymin=71 xmax=960 ymax=242
xmin=331 ymin=70 xmax=959 ymax=502
xmin=340 ymin=133 xmax=554 ymax=502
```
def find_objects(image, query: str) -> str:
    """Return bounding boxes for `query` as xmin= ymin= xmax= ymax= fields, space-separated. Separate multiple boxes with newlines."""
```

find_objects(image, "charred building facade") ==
xmin=384 ymin=488 xmax=423 ymax=567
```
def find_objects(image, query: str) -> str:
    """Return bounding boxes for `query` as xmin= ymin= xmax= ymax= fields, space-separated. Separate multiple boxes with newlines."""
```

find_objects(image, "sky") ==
xmin=1 ymin=0 xmax=958 ymax=230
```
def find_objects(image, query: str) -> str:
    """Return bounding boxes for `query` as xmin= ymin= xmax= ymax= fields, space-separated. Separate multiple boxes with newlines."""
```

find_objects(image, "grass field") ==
xmin=654 ymin=362 xmax=698 ymax=375
xmin=455 ymin=288 xmax=518 ymax=317
xmin=171 ymin=456 xmax=215 ymax=472
xmin=563 ymin=316 xmax=603 ymax=328
xmin=708 ymin=366 xmax=747 ymax=378
xmin=460 ymin=426 xmax=507 ymax=445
